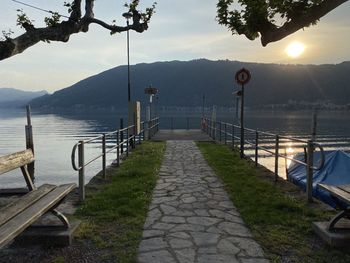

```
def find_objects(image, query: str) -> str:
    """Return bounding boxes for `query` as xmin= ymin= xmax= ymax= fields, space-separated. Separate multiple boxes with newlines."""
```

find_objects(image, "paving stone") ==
xmin=151 ymin=222 xmax=175 ymax=230
xmin=187 ymin=216 xmax=221 ymax=226
xmin=217 ymin=222 xmax=252 ymax=237
xmin=229 ymin=237 xmax=265 ymax=258
xmin=197 ymin=254 xmax=240 ymax=263
xmin=174 ymin=248 xmax=196 ymax=263
xmin=217 ymin=238 xmax=241 ymax=255
xmin=169 ymin=238 xmax=193 ymax=249
xmin=190 ymin=232 xmax=220 ymax=246
xmin=194 ymin=209 xmax=210 ymax=216
xmin=169 ymin=231 xmax=191 ymax=239
xmin=138 ymin=250 xmax=176 ymax=263
xmin=139 ymin=237 xmax=167 ymax=252
xmin=160 ymin=204 xmax=177 ymax=215
xmin=162 ymin=216 xmax=186 ymax=224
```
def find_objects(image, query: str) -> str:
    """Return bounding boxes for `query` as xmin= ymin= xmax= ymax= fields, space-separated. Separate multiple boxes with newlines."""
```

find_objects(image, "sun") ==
xmin=285 ymin=41 xmax=305 ymax=58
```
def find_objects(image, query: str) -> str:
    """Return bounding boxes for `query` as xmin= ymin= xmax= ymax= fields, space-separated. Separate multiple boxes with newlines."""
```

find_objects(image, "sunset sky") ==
xmin=1 ymin=0 xmax=350 ymax=92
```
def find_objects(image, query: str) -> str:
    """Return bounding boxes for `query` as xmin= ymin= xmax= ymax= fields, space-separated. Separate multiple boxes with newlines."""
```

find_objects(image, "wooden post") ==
xmin=255 ymin=130 xmax=259 ymax=167
xmin=306 ymin=140 xmax=314 ymax=203
xmin=25 ymin=105 xmax=35 ymax=181
xmin=274 ymin=135 xmax=279 ymax=182
xmin=78 ymin=141 xmax=85 ymax=202
xmin=102 ymin=133 xmax=106 ymax=179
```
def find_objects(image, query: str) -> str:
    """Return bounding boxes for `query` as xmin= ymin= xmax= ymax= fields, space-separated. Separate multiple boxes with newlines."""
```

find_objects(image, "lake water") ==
xmin=1 ymin=109 xmax=349 ymax=188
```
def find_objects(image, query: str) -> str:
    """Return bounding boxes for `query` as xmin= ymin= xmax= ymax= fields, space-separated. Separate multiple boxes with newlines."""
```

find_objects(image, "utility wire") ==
xmin=11 ymin=0 xmax=70 ymax=19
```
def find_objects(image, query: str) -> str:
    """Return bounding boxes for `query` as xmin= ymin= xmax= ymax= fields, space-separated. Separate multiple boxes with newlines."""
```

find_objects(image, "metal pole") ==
xmin=126 ymin=128 xmax=129 ymax=157
xmin=126 ymin=19 xmax=131 ymax=102
xmin=255 ymin=130 xmax=259 ymax=167
xmin=120 ymin=118 xmax=124 ymax=154
xmin=240 ymin=84 xmax=245 ymax=158
xmin=224 ymin=123 xmax=227 ymax=145
xmin=116 ymin=130 xmax=120 ymax=166
xmin=274 ymin=135 xmax=279 ymax=181
xmin=78 ymin=141 xmax=85 ymax=202
xmin=306 ymin=140 xmax=314 ymax=203
xmin=232 ymin=124 xmax=234 ymax=149
xmin=102 ymin=134 xmax=106 ymax=179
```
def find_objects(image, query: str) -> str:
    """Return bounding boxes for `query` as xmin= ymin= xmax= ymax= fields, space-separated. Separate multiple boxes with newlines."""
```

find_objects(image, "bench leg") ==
xmin=328 ymin=208 xmax=350 ymax=231
xmin=51 ymin=209 xmax=70 ymax=229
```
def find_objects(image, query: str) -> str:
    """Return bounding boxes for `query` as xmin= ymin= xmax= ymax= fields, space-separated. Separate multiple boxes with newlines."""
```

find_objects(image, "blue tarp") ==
xmin=288 ymin=150 xmax=350 ymax=208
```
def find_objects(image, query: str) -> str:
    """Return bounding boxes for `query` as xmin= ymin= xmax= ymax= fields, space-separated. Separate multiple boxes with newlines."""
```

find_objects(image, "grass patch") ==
xmin=75 ymin=141 xmax=165 ymax=262
xmin=197 ymin=142 xmax=350 ymax=262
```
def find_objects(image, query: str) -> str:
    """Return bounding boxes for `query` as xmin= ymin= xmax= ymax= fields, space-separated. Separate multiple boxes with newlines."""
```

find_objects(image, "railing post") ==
xmin=240 ymin=125 xmax=245 ymax=158
xmin=148 ymin=120 xmax=151 ymax=140
xmin=78 ymin=141 xmax=85 ymax=202
xmin=116 ymin=130 xmax=120 ymax=167
xmin=232 ymin=125 xmax=235 ymax=149
xmin=255 ymin=130 xmax=259 ymax=167
xmin=102 ymin=133 xmax=106 ymax=179
xmin=224 ymin=123 xmax=227 ymax=145
xmin=120 ymin=118 xmax=124 ymax=154
xmin=142 ymin=122 xmax=145 ymax=141
xmin=274 ymin=135 xmax=279 ymax=182
xmin=213 ymin=121 xmax=215 ymax=139
xmin=306 ymin=140 xmax=314 ymax=203
xmin=126 ymin=128 xmax=129 ymax=156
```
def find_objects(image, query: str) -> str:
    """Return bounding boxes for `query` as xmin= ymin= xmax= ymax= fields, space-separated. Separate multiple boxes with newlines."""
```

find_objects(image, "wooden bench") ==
xmin=318 ymin=183 xmax=350 ymax=231
xmin=0 ymin=149 xmax=76 ymax=248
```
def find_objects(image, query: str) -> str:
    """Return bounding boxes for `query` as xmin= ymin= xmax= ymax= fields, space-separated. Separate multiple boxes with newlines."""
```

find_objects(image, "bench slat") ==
xmin=0 ymin=184 xmax=56 ymax=226
xmin=338 ymin=184 xmax=350 ymax=195
xmin=0 ymin=183 xmax=76 ymax=248
xmin=0 ymin=150 xmax=34 ymax=175
xmin=318 ymin=183 xmax=350 ymax=205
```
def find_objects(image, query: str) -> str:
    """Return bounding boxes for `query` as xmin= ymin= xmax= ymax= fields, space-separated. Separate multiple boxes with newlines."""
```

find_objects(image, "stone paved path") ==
xmin=138 ymin=141 xmax=269 ymax=263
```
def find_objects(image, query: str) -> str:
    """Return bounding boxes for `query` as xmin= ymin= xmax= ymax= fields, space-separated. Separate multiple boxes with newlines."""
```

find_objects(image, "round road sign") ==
xmin=235 ymin=68 xmax=251 ymax=85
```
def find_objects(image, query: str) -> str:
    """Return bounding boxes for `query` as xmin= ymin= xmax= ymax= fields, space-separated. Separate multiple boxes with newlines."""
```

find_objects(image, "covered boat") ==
xmin=287 ymin=150 xmax=350 ymax=208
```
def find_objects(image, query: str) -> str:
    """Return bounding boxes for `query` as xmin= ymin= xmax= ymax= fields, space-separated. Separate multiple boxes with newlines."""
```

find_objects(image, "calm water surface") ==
xmin=1 ymin=109 xmax=349 ymax=188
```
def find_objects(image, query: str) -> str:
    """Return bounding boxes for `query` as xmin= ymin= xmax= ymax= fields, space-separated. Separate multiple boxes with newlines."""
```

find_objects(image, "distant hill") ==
xmin=0 ymin=88 xmax=47 ymax=108
xmin=30 ymin=59 xmax=350 ymax=111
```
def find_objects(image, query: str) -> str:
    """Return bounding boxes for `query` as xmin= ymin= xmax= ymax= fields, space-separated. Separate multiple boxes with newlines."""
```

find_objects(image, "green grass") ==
xmin=197 ymin=142 xmax=350 ymax=263
xmin=75 ymin=141 xmax=165 ymax=262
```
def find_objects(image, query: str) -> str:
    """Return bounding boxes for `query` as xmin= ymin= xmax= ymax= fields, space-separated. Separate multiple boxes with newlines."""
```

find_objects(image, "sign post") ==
xmin=235 ymin=68 xmax=251 ymax=158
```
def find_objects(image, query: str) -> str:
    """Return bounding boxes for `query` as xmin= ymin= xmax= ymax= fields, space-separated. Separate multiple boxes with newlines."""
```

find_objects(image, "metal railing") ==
xmin=202 ymin=117 xmax=325 ymax=203
xmin=71 ymin=117 xmax=159 ymax=202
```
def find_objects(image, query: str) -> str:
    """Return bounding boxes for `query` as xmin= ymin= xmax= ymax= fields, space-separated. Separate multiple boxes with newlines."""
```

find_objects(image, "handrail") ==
xmin=202 ymin=117 xmax=326 ymax=203
xmin=71 ymin=117 xmax=160 ymax=202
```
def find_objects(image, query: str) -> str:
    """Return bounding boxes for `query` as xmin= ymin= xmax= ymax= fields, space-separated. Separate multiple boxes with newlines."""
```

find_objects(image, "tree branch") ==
xmin=260 ymin=0 xmax=348 ymax=46
xmin=0 ymin=1 xmax=154 ymax=61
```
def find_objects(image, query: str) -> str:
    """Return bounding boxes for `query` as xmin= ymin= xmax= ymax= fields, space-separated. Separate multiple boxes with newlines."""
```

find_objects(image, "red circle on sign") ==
xmin=235 ymin=68 xmax=251 ymax=85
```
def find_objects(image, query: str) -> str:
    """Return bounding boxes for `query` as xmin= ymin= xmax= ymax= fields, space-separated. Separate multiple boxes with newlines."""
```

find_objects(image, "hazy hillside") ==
xmin=30 ymin=59 xmax=350 ymax=111
xmin=0 ymin=88 xmax=47 ymax=108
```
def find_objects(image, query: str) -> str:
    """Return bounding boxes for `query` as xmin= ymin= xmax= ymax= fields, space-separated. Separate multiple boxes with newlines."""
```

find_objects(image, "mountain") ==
xmin=0 ymin=88 xmax=48 ymax=108
xmin=30 ymin=59 xmax=350 ymax=111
